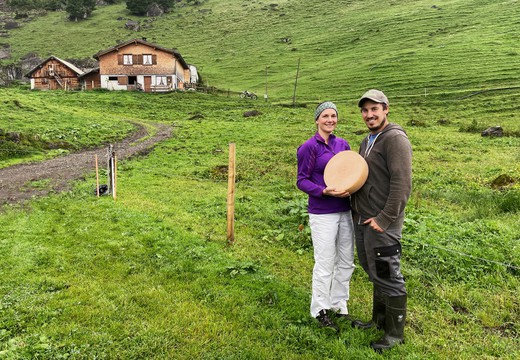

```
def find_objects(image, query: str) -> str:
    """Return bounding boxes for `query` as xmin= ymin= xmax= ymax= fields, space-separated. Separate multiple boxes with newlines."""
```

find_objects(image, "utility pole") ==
xmin=292 ymin=58 xmax=301 ymax=107
xmin=264 ymin=66 xmax=268 ymax=102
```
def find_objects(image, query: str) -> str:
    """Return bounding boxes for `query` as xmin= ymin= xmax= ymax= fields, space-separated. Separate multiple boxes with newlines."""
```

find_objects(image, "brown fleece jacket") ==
xmin=352 ymin=123 xmax=412 ymax=230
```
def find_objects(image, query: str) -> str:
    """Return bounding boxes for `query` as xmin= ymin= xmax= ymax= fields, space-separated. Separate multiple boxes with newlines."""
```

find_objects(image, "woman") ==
xmin=296 ymin=101 xmax=355 ymax=332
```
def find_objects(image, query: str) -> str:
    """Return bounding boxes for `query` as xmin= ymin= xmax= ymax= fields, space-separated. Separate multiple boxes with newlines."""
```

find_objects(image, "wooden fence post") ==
xmin=227 ymin=143 xmax=236 ymax=245
xmin=95 ymin=154 xmax=100 ymax=197
xmin=107 ymin=145 xmax=113 ymax=194
xmin=113 ymin=155 xmax=117 ymax=202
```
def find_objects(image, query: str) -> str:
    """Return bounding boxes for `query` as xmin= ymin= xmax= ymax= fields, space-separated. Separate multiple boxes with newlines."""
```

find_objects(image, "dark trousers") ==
xmin=354 ymin=217 xmax=406 ymax=297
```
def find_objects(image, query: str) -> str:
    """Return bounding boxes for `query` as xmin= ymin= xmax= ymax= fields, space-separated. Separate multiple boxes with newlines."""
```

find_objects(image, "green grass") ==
xmin=0 ymin=0 xmax=519 ymax=358
xmin=0 ymin=87 xmax=136 ymax=166
xmin=0 ymin=90 xmax=518 ymax=359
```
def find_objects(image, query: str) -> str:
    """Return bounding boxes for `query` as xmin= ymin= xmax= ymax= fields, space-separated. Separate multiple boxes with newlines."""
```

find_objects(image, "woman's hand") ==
xmin=323 ymin=187 xmax=350 ymax=198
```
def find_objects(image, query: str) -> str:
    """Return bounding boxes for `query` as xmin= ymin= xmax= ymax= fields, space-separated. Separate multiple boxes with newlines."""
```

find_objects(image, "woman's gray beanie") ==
xmin=314 ymin=101 xmax=338 ymax=120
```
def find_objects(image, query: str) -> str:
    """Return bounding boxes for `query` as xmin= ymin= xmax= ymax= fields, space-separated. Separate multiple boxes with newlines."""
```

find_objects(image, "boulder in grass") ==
xmin=125 ymin=20 xmax=140 ymax=31
xmin=243 ymin=110 xmax=262 ymax=117
xmin=0 ymin=48 xmax=9 ymax=60
xmin=481 ymin=126 xmax=503 ymax=137
xmin=189 ymin=113 xmax=204 ymax=120
xmin=490 ymin=174 xmax=516 ymax=189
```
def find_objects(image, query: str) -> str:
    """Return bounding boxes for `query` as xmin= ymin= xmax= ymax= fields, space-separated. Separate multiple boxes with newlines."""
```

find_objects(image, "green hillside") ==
xmin=4 ymin=0 xmax=520 ymax=102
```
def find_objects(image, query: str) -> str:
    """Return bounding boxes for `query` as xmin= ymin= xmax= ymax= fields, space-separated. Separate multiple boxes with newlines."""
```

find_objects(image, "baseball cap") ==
xmin=358 ymin=89 xmax=389 ymax=107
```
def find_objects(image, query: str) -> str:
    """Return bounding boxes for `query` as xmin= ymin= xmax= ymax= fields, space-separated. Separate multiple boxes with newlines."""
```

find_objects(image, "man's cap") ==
xmin=358 ymin=89 xmax=389 ymax=107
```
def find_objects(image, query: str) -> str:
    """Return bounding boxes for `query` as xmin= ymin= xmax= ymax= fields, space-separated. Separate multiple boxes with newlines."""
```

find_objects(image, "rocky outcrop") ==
xmin=147 ymin=3 xmax=164 ymax=17
xmin=0 ymin=52 xmax=41 ymax=85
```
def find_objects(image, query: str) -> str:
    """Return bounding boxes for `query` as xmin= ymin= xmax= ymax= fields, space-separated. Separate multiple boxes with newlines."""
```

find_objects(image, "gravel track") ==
xmin=0 ymin=122 xmax=172 ymax=205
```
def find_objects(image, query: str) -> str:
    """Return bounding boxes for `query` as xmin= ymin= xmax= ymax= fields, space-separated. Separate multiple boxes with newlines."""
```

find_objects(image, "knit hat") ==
xmin=358 ymin=89 xmax=389 ymax=107
xmin=314 ymin=101 xmax=338 ymax=120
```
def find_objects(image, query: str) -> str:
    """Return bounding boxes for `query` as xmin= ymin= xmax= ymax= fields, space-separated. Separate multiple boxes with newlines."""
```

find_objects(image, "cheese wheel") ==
xmin=324 ymin=150 xmax=369 ymax=194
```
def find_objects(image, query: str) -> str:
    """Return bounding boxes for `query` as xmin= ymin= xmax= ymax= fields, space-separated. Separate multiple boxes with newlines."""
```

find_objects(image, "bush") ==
xmin=499 ymin=190 xmax=520 ymax=213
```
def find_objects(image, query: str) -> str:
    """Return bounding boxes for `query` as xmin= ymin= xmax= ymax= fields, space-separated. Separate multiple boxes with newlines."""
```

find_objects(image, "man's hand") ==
xmin=364 ymin=217 xmax=384 ymax=233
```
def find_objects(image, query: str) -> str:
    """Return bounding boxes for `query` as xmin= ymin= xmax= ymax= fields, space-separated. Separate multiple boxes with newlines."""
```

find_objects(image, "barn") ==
xmin=25 ymin=56 xmax=84 ymax=90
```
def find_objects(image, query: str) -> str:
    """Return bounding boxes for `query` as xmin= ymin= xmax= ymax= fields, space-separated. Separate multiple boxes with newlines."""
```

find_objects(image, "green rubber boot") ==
xmin=352 ymin=285 xmax=386 ymax=330
xmin=371 ymin=295 xmax=406 ymax=352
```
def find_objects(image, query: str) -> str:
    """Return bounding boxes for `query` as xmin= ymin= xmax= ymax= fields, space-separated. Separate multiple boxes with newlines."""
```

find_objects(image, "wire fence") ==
xmin=405 ymin=238 xmax=519 ymax=271
xmin=0 ymin=118 xmax=518 ymax=273
xmin=226 ymin=181 xmax=520 ymax=272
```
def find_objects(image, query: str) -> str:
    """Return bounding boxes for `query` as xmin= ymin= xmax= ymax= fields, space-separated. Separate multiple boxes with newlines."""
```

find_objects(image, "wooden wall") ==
xmin=30 ymin=59 xmax=81 ymax=90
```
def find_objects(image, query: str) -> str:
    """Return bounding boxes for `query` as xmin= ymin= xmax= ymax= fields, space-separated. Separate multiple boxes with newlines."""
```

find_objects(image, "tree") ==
xmin=43 ymin=0 xmax=66 ymax=11
xmin=125 ymin=0 xmax=174 ymax=16
xmin=7 ymin=0 xmax=65 ymax=11
xmin=7 ymin=0 xmax=38 ymax=10
xmin=65 ymin=0 xmax=95 ymax=21
xmin=125 ymin=0 xmax=149 ymax=16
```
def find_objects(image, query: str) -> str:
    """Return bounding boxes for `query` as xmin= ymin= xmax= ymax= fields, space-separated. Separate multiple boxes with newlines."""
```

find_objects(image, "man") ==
xmin=351 ymin=89 xmax=412 ymax=351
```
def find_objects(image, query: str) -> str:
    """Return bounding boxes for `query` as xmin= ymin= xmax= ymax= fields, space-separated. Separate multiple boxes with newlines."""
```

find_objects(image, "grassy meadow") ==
xmin=1 ymin=0 xmax=519 ymax=359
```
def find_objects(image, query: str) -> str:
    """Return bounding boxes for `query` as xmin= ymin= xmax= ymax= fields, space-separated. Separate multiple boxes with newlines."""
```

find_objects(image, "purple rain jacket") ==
xmin=297 ymin=132 xmax=352 ymax=214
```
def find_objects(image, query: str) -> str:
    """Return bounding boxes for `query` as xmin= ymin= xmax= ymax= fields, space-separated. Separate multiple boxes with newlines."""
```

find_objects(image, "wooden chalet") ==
xmin=93 ymin=38 xmax=192 ymax=92
xmin=25 ymin=56 xmax=84 ymax=90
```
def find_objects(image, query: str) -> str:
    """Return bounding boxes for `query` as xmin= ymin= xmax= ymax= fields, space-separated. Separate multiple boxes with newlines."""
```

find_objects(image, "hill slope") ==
xmin=3 ymin=0 xmax=520 ymax=101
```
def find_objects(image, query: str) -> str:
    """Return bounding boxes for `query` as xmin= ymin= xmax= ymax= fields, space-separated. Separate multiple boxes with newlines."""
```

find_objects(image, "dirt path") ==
xmin=0 ymin=122 xmax=173 ymax=205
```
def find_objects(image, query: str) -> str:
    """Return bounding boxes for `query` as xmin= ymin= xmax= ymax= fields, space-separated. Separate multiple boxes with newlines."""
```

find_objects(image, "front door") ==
xmin=144 ymin=76 xmax=152 ymax=92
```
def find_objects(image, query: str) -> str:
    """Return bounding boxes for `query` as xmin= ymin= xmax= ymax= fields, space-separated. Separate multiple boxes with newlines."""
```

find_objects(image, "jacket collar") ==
xmin=315 ymin=132 xmax=336 ymax=145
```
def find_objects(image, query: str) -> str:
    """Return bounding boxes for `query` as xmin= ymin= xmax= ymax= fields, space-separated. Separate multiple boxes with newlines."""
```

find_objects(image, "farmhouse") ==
xmin=93 ymin=38 xmax=193 ymax=92
xmin=25 ymin=56 xmax=84 ymax=90
xmin=25 ymin=38 xmax=197 ymax=92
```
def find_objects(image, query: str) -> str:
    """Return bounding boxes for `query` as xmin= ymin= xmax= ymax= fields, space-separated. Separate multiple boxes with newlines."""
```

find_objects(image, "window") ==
xmin=108 ymin=76 xmax=118 ymax=81
xmin=143 ymin=54 xmax=153 ymax=65
xmin=123 ymin=54 xmax=133 ymax=65
xmin=156 ymin=76 xmax=167 ymax=86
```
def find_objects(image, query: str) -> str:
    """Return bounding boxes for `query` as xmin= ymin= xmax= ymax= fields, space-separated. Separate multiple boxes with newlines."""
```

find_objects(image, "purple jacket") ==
xmin=297 ymin=132 xmax=351 ymax=214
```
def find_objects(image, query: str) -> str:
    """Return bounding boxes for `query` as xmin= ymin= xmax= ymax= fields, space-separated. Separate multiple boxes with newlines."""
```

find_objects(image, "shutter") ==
xmin=152 ymin=55 xmax=157 ymax=65
xmin=118 ymin=76 xmax=128 ymax=85
xmin=118 ymin=55 xmax=123 ymax=65
xmin=137 ymin=55 xmax=143 ymax=65
xmin=133 ymin=54 xmax=138 ymax=65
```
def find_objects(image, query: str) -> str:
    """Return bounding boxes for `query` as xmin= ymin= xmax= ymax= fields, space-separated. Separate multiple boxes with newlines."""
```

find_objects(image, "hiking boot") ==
xmin=316 ymin=309 xmax=339 ymax=332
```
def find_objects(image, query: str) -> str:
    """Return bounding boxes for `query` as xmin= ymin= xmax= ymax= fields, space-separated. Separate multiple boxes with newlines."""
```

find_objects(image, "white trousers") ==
xmin=309 ymin=211 xmax=355 ymax=318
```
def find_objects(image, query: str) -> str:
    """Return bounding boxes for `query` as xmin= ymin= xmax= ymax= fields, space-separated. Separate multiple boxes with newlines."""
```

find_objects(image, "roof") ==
xmin=93 ymin=38 xmax=189 ymax=69
xmin=78 ymin=67 xmax=100 ymax=79
xmin=25 ymin=56 xmax=85 ymax=77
